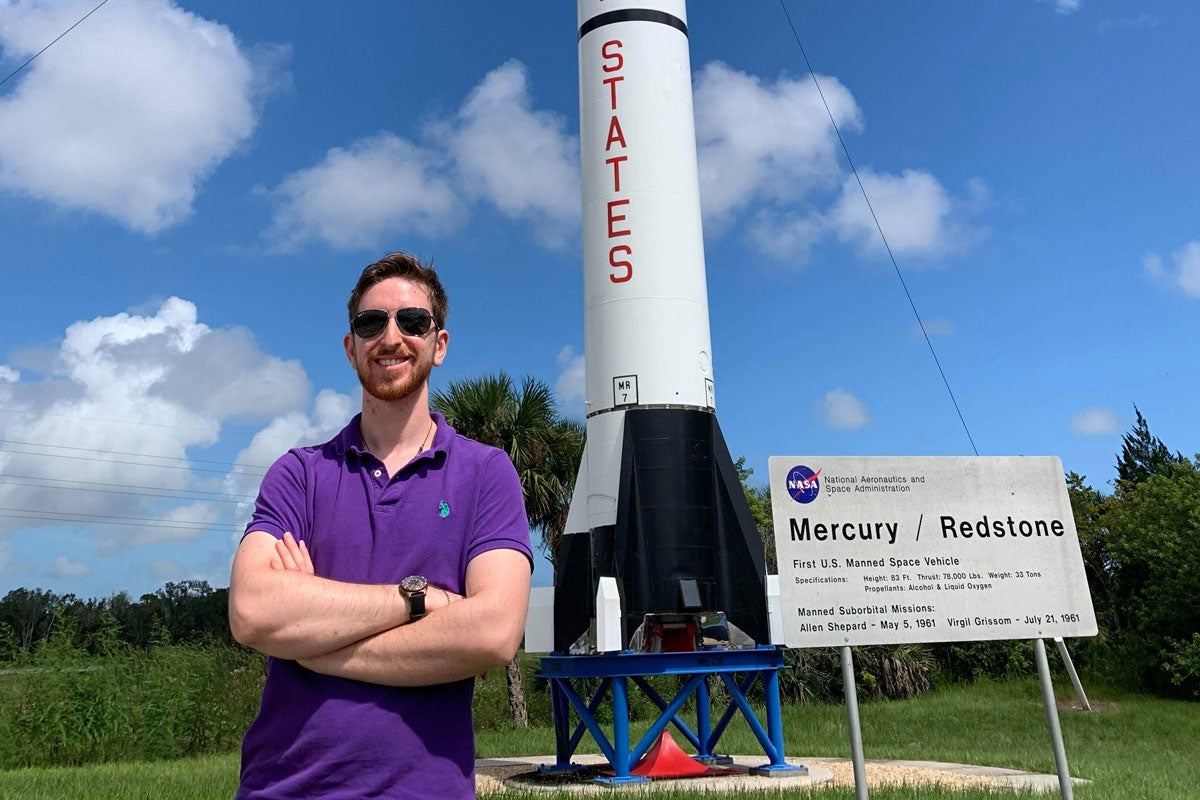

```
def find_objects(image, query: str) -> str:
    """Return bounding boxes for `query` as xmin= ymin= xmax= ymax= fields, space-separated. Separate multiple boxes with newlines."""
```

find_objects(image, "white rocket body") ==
xmin=568 ymin=0 xmax=714 ymax=535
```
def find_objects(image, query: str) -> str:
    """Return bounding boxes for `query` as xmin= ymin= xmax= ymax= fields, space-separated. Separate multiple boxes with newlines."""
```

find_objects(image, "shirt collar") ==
xmin=336 ymin=411 xmax=455 ymax=460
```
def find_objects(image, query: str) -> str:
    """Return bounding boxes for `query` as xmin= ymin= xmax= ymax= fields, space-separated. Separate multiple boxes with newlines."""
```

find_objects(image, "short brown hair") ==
xmin=347 ymin=252 xmax=449 ymax=330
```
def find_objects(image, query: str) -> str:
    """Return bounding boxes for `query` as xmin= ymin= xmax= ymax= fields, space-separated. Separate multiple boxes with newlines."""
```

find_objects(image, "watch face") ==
xmin=401 ymin=575 xmax=427 ymax=593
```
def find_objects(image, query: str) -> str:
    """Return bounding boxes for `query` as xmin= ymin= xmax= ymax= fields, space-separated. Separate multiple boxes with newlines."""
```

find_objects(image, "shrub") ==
xmin=0 ymin=617 xmax=265 ymax=769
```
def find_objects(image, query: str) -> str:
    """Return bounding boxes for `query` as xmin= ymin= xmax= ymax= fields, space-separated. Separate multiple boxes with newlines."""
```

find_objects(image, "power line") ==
xmin=777 ymin=0 xmax=979 ymax=456
xmin=0 ymin=472 xmax=257 ymax=501
xmin=0 ymin=0 xmax=111 ymax=90
xmin=0 ymin=406 xmax=312 ymax=443
xmin=0 ymin=445 xmax=266 ymax=475
xmin=0 ymin=507 xmax=241 ymax=532
xmin=0 ymin=476 xmax=255 ymax=506
xmin=0 ymin=438 xmax=271 ymax=471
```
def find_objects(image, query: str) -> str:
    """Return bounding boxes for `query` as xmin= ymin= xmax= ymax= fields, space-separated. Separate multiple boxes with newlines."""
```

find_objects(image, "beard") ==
xmin=353 ymin=347 xmax=435 ymax=402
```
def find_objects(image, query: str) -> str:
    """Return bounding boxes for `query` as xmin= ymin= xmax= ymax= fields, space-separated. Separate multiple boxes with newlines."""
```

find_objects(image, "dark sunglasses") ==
xmin=351 ymin=308 xmax=438 ymax=339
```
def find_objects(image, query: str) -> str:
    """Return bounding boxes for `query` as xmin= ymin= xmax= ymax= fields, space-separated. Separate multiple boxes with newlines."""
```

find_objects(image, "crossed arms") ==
xmin=229 ymin=530 xmax=531 ymax=687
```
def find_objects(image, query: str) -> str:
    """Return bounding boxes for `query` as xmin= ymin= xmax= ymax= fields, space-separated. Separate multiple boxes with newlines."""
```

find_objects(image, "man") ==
xmin=229 ymin=252 xmax=532 ymax=800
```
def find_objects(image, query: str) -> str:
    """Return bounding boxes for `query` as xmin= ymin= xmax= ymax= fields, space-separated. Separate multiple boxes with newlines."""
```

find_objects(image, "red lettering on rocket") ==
xmin=599 ymin=39 xmax=632 ymax=284
xmin=606 ymin=199 xmax=631 ymax=238
xmin=605 ymin=156 xmax=627 ymax=191
xmin=604 ymin=117 xmax=626 ymax=151
xmin=601 ymin=40 xmax=624 ymax=71
xmin=609 ymin=245 xmax=633 ymax=283
xmin=603 ymin=76 xmax=623 ymax=110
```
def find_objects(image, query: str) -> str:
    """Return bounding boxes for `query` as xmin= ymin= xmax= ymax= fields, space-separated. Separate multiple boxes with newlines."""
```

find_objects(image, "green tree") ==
xmin=1104 ymin=457 xmax=1200 ymax=695
xmin=432 ymin=372 xmax=585 ymax=726
xmin=1068 ymin=408 xmax=1200 ymax=696
xmin=140 ymin=580 xmax=230 ymax=645
xmin=1116 ymin=406 xmax=1185 ymax=490
xmin=0 ymin=588 xmax=57 ymax=650
xmin=734 ymin=457 xmax=776 ymax=572
xmin=1066 ymin=472 xmax=1123 ymax=633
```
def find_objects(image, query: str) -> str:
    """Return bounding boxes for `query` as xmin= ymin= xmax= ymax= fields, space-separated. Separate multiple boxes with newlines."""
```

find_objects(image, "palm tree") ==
xmin=431 ymin=372 xmax=584 ymax=725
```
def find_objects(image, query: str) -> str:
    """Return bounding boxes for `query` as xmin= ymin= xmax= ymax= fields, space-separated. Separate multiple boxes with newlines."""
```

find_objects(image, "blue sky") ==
xmin=1 ymin=0 xmax=1196 ymax=600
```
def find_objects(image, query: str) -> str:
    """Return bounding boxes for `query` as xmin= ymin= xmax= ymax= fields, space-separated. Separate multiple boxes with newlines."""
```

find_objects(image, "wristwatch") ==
xmin=399 ymin=575 xmax=428 ymax=621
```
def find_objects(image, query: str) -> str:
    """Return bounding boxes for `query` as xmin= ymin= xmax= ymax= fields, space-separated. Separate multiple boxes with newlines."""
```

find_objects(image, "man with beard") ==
xmin=229 ymin=252 xmax=533 ymax=800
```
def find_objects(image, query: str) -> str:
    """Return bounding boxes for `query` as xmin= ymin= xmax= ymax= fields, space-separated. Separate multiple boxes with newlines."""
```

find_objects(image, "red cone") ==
xmin=630 ymin=730 xmax=711 ymax=779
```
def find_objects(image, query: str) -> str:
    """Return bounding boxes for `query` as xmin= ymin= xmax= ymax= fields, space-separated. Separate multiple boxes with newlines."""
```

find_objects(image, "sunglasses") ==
xmin=351 ymin=308 xmax=438 ymax=339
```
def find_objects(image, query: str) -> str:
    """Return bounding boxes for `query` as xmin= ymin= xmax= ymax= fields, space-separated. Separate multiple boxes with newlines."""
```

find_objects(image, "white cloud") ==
xmin=1098 ymin=14 xmax=1157 ymax=34
xmin=554 ymin=346 xmax=586 ymax=417
xmin=1072 ymin=407 xmax=1119 ymax=437
xmin=746 ymin=211 xmax=824 ymax=261
xmin=0 ymin=297 xmax=311 ymax=556
xmin=264 ymin=133 xmax=464 ymax=251
xmin=1144 ymin=242 xmax=1200 ymax=298
xmin=149 ymin=559 xmax=188 ymax=582
xmin=821 ymin=388 xmax=871 ymax=431
xmin=0 ymin=0 xmax=276 ymax=233
xmin=0 ymin=366 xmax=18 ymax=382
xmin=912 ymin=318 xmax=956 ymax=339
xmin=265 ymin=60 xmax=577 ymax=251
xmin=829 ymin=169 xmax=983 ymax=260
xmin=694 ymin=62 xmax=861 ymax=224
xmin=49 ymin=554 xmax=91 ymax=579
xmin=231 ymin=389 xmax=354 ymax=476
xmin=1143 ymin=253 xmax=1165 ymax=279
xmin=692 ymin=63 xmax=985 ymax=265
xmin=1048 ymin=0 xmax=1081 ymax=14
xmin=440 ymin=60 xmax=579 ymax=247
xmin=98 ymin=500 xmax=222 ymax=555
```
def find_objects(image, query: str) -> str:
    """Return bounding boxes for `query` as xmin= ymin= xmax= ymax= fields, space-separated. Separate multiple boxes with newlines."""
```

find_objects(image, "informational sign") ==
xmin=769 ymin=456 xmax=1098 ymax=648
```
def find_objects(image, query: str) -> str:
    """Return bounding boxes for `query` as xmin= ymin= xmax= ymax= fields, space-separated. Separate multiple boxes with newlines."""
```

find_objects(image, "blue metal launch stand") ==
xmin=538 ymin=647 xmax=805 ymax=785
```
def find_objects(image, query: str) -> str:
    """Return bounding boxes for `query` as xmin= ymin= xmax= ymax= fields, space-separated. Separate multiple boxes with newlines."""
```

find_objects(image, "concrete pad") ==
xmin=476 ymin=754 xmax=1085 ymax=794
xmin=477 ymin=754 xmax=831 ymax=794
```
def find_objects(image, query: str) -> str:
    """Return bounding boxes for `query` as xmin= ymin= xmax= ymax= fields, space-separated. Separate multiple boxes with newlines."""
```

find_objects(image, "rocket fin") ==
xmin=563 ymin=443 xmax=590 ymax=537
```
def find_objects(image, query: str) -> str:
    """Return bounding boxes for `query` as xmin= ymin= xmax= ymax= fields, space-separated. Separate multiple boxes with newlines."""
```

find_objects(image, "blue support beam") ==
xmin=538 ymin=648 xmax=805 ymax=783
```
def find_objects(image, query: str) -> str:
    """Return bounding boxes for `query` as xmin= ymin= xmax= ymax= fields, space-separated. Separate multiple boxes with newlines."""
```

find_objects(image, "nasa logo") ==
xmin=787 ymin=465 xmax=822 ymax=504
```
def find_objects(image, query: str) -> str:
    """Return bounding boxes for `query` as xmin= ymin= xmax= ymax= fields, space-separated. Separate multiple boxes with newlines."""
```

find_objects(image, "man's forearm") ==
xmin=298 ymin=591 xmax=521 ymax=686
xmin=231 ymin=568 xmax=408 ymax=661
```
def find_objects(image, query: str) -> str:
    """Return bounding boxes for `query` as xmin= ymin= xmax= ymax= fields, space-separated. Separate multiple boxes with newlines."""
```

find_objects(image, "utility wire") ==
xmin=0 ymin=438 xmax=270 ymax=471
xmin=0 ymin=505 xmax=237 ymax=530
xmin=0 ymin=0 xmax=111 ymax=90
xmin=0 ymin=445 xmax=266 ymax=475
xmin=0 ymin=477 xmax=254 ymax=505
xmin=778 ymin=0 xmax=979 ymax=456
xmin=0 ymin=472 xmax=257 ymax=501
xmin=0 ymin=406 xmax=309 ymax=443
xmin=0 ymin=510 xmax=241 ymax=533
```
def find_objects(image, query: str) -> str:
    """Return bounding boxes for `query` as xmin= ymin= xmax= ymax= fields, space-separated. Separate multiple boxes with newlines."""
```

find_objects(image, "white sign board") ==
xmin=769 ymin=456 xmax=1098 ymax=648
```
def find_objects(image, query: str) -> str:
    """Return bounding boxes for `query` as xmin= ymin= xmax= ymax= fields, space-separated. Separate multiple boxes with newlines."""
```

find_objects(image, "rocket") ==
xmin=554 ymin=0 xmax=769 ymax=653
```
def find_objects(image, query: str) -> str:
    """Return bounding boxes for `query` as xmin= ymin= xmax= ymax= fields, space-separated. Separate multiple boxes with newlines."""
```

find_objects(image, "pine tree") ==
xmin=1115 ymin=406 xmax=1185 ymax=488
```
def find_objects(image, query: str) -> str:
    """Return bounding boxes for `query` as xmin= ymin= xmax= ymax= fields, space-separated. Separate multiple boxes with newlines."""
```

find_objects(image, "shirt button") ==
xmin=373 ymin=469 xmax=382 ymax=478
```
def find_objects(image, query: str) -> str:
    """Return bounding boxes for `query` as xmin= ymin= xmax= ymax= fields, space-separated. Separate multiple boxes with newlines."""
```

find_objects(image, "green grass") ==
xmin=2 ymin=678 xmax=1198 ymax=799
xmin=0 ymin=754 xmax=238 ymax=800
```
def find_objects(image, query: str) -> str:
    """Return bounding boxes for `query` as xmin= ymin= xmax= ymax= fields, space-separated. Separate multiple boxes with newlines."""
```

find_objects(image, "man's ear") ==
xmin=433 ymin=329 xmax=449 ymax=367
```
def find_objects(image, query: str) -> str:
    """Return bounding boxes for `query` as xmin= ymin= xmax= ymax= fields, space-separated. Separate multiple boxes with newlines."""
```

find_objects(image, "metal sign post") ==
xmin=1035 ymin=638 xmax=1076 ymax=800
xmin=1053 ymin=637 xmax=1091 ymax=711
xmin=840 ymin=646 xmax=869 ymax=800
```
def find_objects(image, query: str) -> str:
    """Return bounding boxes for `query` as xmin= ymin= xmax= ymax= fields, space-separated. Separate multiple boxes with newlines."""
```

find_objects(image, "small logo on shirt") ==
xmin=439 ymin=501 xmax=450 ymax=518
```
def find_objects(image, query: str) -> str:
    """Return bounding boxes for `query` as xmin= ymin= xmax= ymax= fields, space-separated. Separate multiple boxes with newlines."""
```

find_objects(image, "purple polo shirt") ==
xmin=237 ymin=412 xmax=531 ymax=800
